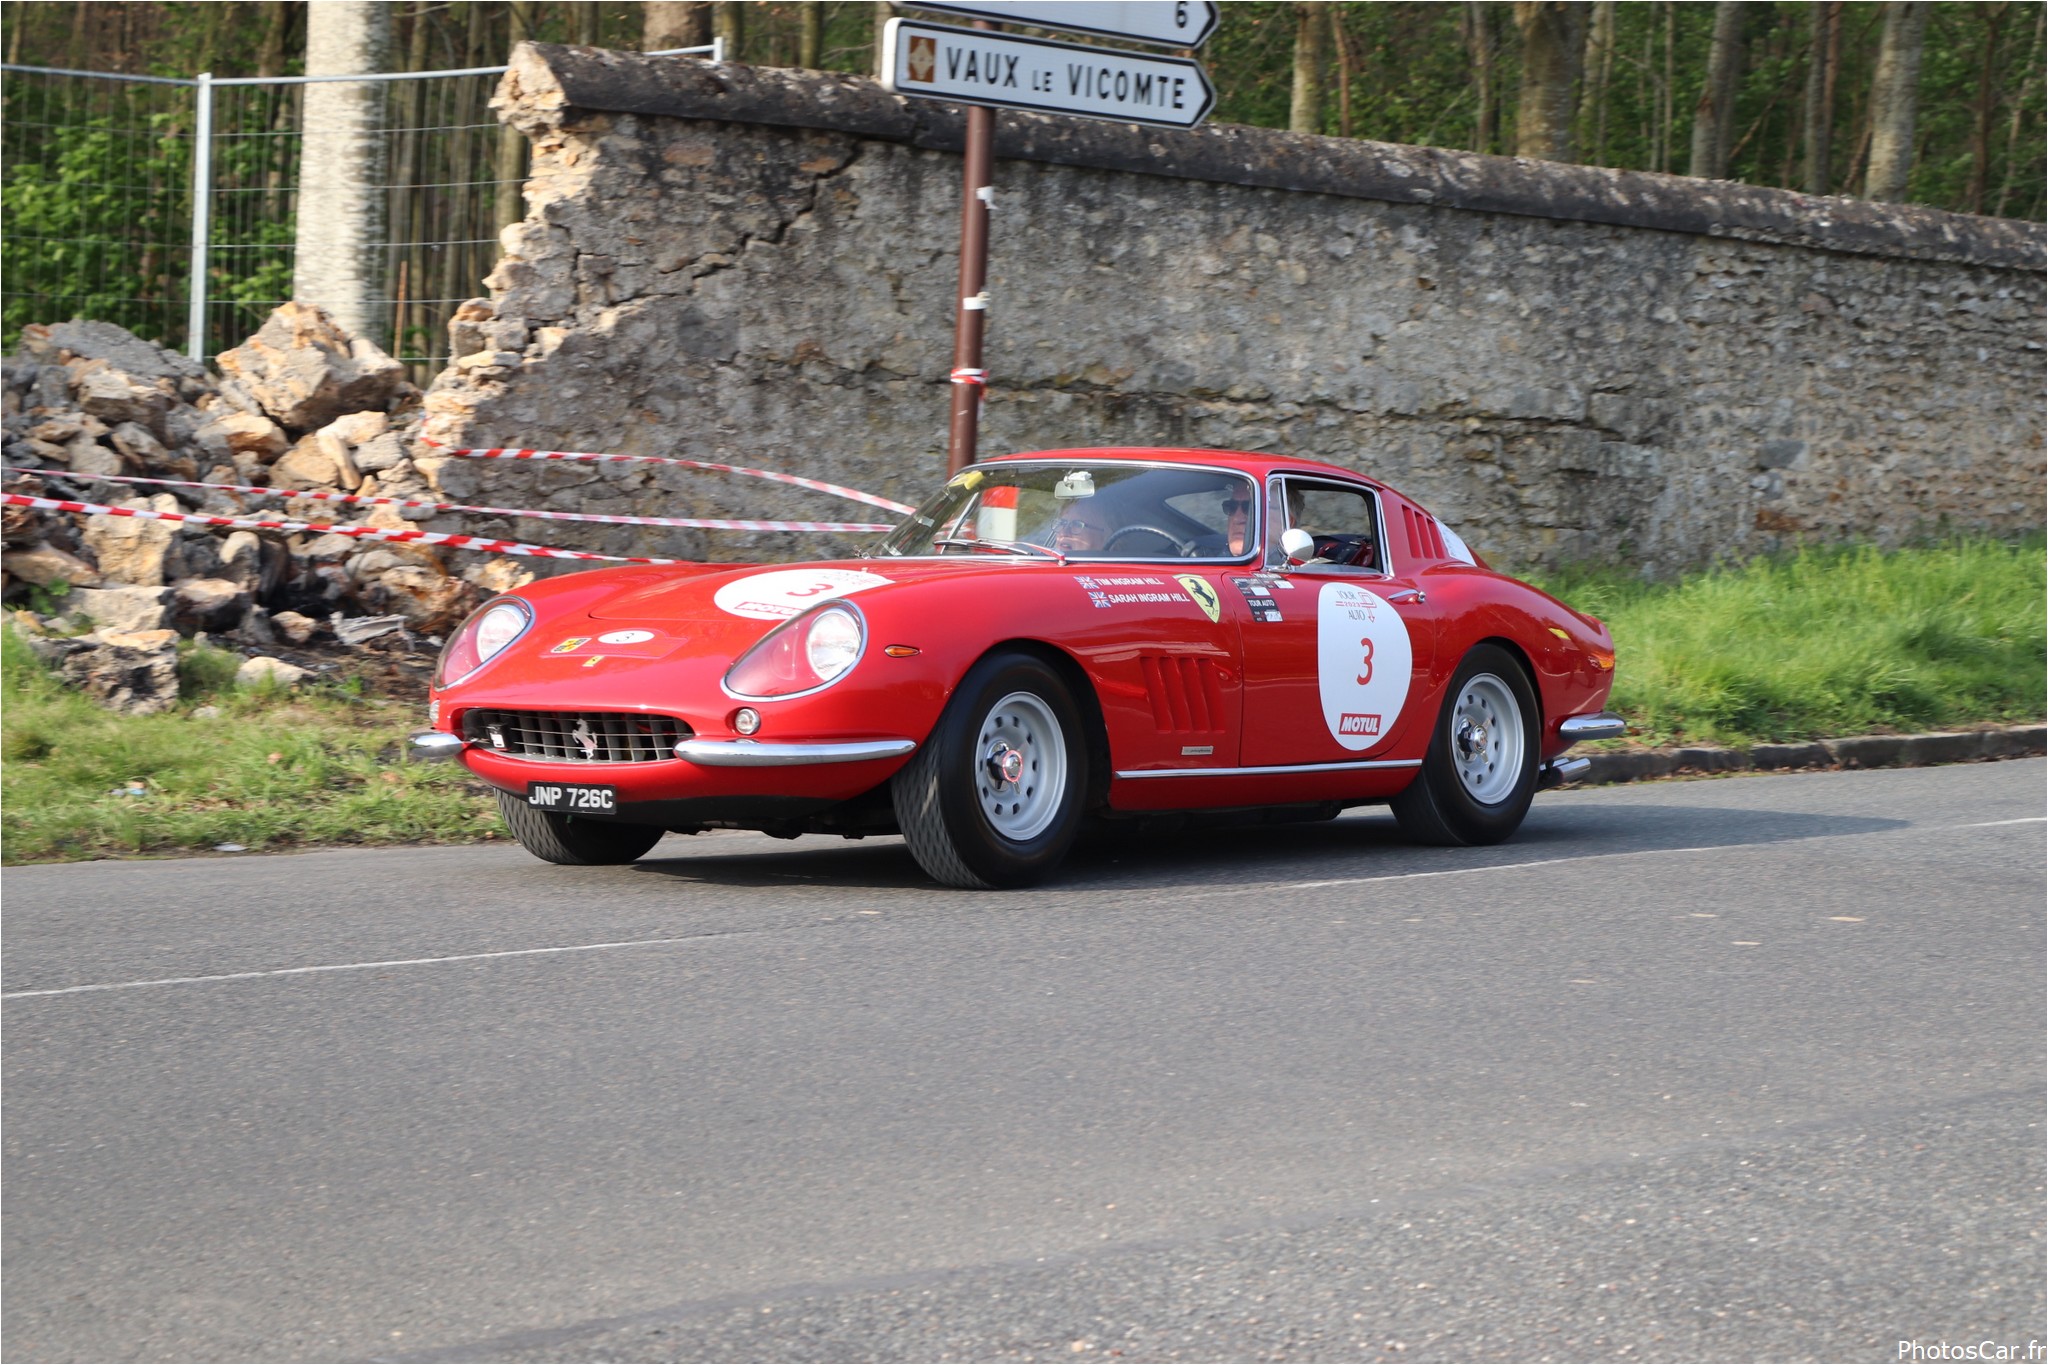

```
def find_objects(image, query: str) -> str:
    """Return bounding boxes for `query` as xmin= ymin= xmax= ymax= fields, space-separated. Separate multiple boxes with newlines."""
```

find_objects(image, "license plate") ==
xmin=526 ymin=782 xmax=618 ymax=813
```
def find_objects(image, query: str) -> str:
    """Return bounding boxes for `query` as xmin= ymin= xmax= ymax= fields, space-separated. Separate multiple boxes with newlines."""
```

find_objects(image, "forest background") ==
xmin=3 ymin=0 xmax=2044 ymax=366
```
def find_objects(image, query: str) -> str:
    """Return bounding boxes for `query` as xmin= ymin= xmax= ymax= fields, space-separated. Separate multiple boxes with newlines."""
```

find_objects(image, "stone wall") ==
xmin=419 ymin=43 xmax=2046 ymax=576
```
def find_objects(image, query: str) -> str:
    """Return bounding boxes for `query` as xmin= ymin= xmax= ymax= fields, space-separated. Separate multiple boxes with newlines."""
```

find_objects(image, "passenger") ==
xmin=1049 ymin=499 xmax=1115 ymax=554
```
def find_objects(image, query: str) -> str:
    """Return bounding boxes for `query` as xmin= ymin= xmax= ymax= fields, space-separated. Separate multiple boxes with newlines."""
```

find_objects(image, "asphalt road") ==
xmin=5 ymin=760 xmax=2043 ymax=1364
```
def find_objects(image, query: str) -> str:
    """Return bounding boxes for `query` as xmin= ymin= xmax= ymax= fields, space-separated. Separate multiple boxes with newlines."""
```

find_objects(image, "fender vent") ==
xmin=1140 ymin=655 xmax=1227 ymax=733
xmin=462 ymin=708 xmax=691 ymax=763
xmin=1402 ymin=505 xmax=1446 ymax=560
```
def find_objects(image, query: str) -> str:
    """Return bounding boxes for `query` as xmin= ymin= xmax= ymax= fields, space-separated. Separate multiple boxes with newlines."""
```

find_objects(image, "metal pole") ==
xmin=186 ymin=71 xmax=214 ymax=361
xmin=945 ymin=99 xmax=994 ymax=474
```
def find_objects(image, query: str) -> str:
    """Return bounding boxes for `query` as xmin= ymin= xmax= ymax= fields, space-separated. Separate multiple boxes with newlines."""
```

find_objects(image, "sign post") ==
xmin=882 ymin=4 xmax=1217 ymax=470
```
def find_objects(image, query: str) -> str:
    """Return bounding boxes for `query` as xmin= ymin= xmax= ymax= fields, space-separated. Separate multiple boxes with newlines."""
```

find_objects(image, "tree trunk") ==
xmin=1464 ymin=2 xmax=1497 ymax=155
xmin=1329 ymin=5 xmax=1353 ymax=139
xmin=295 ymin=0 xmax=392 ymax=346
xmin=1863 ymin=1 xmax=1930 ymax=201
xmin=496 ymin=1 xmax=534 ymax=234
xmin=1993 ymin=1 xmax=2045 ymax=216
xmin=798 ymin=1 xmax=824 ymax=67
xmin=1288 ymin=2 xmax=1325 ymax=135
xmin=398 ymin=0 xmax=432 ymax=366
xmin=1803 ymin=1 xmax=1839 ymax=193
xmin=574 ymin=4 xmax=600 ymax=46
xmin=1512 ymin=1 xmax=1590 ymax=162
xmin=874 ymin=2 xmax=893 ymax=78
xmin=1577 ymin=0 xmax=1616 ymax=165
xmin=1688 ymin=1 xmax=1745 ymax=178
xmin=1966 ymin=3 xmax=2011 ymax=213
xmin=712 ymin=1 xmax=744 ymax=63
xmin=643 ymin=1 xmax=709 ymax=51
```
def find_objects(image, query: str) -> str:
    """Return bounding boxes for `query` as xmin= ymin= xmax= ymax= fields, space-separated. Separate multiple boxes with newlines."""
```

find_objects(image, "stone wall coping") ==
xmin=501 ymin=42 xmax=2045 ymax=273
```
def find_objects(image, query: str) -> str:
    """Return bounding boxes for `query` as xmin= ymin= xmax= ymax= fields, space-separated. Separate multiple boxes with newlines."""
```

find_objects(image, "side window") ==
xmin=1264 ymin=479 xmax=1382 ymax=572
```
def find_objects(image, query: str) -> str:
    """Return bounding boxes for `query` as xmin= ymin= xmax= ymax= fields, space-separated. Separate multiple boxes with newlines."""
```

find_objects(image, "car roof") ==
xmin=981 ymin=447 xmax=1389 ymax=489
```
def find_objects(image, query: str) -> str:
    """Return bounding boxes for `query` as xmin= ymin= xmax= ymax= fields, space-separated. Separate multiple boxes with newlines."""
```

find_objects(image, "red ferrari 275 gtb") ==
xmin=411 ymin=448 xmax=1624 ymax=887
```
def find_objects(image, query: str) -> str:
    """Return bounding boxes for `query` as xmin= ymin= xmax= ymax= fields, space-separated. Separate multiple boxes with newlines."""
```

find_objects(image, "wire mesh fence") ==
xmin=1 ymin=57 xmax=625 ymax=382
xmin=1 ymin=65 xmax=198 ymax=356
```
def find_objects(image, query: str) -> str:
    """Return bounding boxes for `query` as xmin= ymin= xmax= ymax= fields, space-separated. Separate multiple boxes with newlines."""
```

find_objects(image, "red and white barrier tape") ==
xmin=1 ymin=492 xmax=682 ymax=565
xmin=3 ymin=468 xmax=896 ymax=534
xmin=419 ymin=441 xmax=917 ymax=516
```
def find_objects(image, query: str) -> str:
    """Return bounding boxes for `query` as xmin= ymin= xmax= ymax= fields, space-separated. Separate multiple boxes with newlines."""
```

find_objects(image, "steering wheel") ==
xmin=1104 ymin=524 xmax=1195 ymax=557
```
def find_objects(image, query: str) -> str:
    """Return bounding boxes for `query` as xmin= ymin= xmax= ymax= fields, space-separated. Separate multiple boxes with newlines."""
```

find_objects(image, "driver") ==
xmin=1049 ymin=499 xmax=1115 ymax=554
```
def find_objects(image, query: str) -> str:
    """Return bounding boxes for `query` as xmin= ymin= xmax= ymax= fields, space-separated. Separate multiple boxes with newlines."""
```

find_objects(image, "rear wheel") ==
xmin=1391 ymin=644 xmax=1539 ymax=846
xmin=893 ymin=650 xmax=1088 ymax=888
xmin=495 ymin=789 xmax=666 ymax=865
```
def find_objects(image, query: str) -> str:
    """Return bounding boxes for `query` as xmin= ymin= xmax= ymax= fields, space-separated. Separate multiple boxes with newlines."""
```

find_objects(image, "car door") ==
xmin=1234 ymin=476 xmax=1443 ymax=767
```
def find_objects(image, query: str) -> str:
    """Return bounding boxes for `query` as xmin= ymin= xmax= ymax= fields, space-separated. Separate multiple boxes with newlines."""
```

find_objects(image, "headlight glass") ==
xmin=436 ymin=597 xmax=531 ymax=687
xmin=726 ymin=602 xmax=866 ymax=699
xmin=803 ymin=606 xmax=862 ymax=683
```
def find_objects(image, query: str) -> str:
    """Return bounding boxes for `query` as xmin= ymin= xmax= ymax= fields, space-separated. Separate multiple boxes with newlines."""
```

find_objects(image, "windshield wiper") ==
xmin=930 ymin=536 xmax=1066 ymax=562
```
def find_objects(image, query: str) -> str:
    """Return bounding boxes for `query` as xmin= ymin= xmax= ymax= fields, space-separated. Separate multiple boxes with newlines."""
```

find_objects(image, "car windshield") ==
xmin=873 ymin=462 xmax=1260 ymax=560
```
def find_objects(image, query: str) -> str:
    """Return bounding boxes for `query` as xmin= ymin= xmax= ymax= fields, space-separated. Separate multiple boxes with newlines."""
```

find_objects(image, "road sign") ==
xmin=882 ymin=19 xmax=1216 ymax=130
xmin=900 ymin=1 xmax=1220 ymax=49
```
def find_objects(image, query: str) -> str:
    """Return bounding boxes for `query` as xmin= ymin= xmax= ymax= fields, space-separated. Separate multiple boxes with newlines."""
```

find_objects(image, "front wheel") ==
xmin=892 ymin=651 xmax=1089 ymax=888
xmin=496 ymin=789 xmax=666 ymax=865
xmin=1390 ymin=644 xmax=1539 ymax=846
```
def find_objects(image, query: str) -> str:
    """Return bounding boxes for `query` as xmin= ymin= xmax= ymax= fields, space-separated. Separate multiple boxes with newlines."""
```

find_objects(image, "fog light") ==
xmin=733 ymin=707 xmax=761 ymax=736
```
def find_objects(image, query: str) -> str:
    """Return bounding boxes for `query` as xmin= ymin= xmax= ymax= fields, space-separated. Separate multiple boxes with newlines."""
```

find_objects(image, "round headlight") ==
xmin=474 ymin=602 xmax=527 ymax=662
xmin=804 ymin=606 xmax=862 ymax=682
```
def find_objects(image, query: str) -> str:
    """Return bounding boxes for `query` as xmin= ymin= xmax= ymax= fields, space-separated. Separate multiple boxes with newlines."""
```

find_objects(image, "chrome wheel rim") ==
xmin=1451 ymin=672 xmax=1524 ymax=806
xmin=975 ymin=691 xmax=1067 ymax=842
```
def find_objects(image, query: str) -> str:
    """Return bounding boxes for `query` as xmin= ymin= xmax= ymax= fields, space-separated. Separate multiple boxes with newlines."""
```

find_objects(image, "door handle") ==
xmin=1384 ymin=587 xmax=1426 ymax=604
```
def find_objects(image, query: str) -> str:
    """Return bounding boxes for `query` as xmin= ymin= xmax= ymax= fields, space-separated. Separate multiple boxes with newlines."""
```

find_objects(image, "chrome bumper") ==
xmin=408 ymin=730 xmax=466 ymax=761
xmin=1558 ymin=713 xmax=1628 ymax=743
xmin=673 ymin=738 xmax=918 ymax=767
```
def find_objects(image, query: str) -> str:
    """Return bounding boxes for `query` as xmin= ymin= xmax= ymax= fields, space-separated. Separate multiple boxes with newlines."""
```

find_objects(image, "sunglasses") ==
xmin=1051 ymin=518 xmax=1105 ymax=534
xmin=1221 ymin=498 xmax=1252 ymax=514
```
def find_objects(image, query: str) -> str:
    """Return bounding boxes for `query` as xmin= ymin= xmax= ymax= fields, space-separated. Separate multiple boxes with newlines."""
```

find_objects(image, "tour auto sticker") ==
xmin=1175 ymin=574 xmax=1221 ymax=623
xmin=1316 ymin=581 xmax=1413 ymax=750
xmin=713 ymin=568 xmax=893 ymax=621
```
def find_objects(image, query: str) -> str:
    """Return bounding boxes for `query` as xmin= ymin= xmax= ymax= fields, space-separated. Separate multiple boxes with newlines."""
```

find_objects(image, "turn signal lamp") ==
xmin=725 ymin=602 xmax=867 ymax=699
xmin=1588 ymin=645 xmax=1616 ymax=672
xmin=437 ymin=598 xmax=531 ymax=687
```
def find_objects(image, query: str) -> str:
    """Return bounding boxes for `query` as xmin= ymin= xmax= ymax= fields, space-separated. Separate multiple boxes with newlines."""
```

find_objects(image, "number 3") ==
xmin=1357 ymin=637 xmax=1374 ymax=685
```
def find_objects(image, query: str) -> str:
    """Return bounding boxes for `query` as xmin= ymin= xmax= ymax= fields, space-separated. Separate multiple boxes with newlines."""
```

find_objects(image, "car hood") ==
xmin=582 ymin=556 xmax=1043 ymax=627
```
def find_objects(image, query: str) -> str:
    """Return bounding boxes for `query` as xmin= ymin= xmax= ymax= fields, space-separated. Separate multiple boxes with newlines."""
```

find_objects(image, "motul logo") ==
xmin=1338 ymin=713 xmax=1382 ymax=736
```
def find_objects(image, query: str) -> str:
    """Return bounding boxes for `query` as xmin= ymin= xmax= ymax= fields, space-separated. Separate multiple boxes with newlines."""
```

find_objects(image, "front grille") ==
xmin=463 ymin=708 xmax=692 ymax=763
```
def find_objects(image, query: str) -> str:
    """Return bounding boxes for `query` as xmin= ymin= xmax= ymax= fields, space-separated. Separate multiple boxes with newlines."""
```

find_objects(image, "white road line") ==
xmin=0 ymin=934 xmax=721 ymax=1001
xmin=7 ymin=815 xmax=2042 ymax=1003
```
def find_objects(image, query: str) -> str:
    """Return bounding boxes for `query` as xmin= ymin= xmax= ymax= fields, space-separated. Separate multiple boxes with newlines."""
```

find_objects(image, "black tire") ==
xmin=495 ymin=789 xmax=666 ymax=865
xmin=892 ymin=650 xmax=1089 ymax=888
xmin=1390 ymin=644 xmax=1540 ymax=846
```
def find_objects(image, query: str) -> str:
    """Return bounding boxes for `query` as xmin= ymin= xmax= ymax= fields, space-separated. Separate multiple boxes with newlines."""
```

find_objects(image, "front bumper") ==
xmin=407 ymin=730 xmax=917 ymax=768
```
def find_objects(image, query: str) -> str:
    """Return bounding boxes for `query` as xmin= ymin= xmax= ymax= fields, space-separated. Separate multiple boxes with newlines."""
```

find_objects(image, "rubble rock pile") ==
xmin=2 ymin=305 xmax=531 ymax=712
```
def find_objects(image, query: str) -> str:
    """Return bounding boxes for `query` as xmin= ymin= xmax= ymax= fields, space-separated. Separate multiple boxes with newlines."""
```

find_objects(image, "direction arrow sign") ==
xmin=882 ymin=19 xmax=1216 ymax=129
xmin=900 ymin=1 xmax=1220 ymax=49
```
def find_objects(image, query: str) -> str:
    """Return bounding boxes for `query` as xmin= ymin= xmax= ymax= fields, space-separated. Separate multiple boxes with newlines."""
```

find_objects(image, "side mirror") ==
xmin=1280 ymin=528 xmax=1315 ymax=566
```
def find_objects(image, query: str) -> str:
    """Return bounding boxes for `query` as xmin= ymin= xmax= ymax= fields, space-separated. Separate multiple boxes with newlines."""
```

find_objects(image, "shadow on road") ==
xmin=625 ymin=800 xmax=1912 ymax=894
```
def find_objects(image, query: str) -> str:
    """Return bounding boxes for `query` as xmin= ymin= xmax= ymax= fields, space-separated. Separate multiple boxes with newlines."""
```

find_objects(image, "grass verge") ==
xmin=2 ymin=536 xmax=2040 ymax=863
xmin=1 ymin=626 xmax=501 ymax=864
xmin=1527 ymin=535 xmax=2046 ymax=748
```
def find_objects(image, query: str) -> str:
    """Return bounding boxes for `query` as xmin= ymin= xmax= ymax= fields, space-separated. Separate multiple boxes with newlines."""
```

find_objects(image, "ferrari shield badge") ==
xmin=1175 ymin=574 xmax=1221 ymax=623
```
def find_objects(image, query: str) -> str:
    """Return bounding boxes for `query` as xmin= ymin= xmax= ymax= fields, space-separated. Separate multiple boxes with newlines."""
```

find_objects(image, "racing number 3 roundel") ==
xmin=1316 ymin=581 xmax=1413 ymax=751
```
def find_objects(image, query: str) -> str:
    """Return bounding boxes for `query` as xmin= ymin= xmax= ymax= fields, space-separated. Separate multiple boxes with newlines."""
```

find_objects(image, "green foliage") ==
xmin=1529 ymin=536 xmax=2048 ymax=747
xmin=1 ymin=626 xmax=501 ymax=864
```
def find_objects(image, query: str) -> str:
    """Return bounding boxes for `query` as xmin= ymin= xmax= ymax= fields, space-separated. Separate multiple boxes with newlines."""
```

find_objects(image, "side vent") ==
xmin=1402 ymin=505 xmax=1446 ymax=560
xmin=1140 ymin=655 xmax=1227 ymax=733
